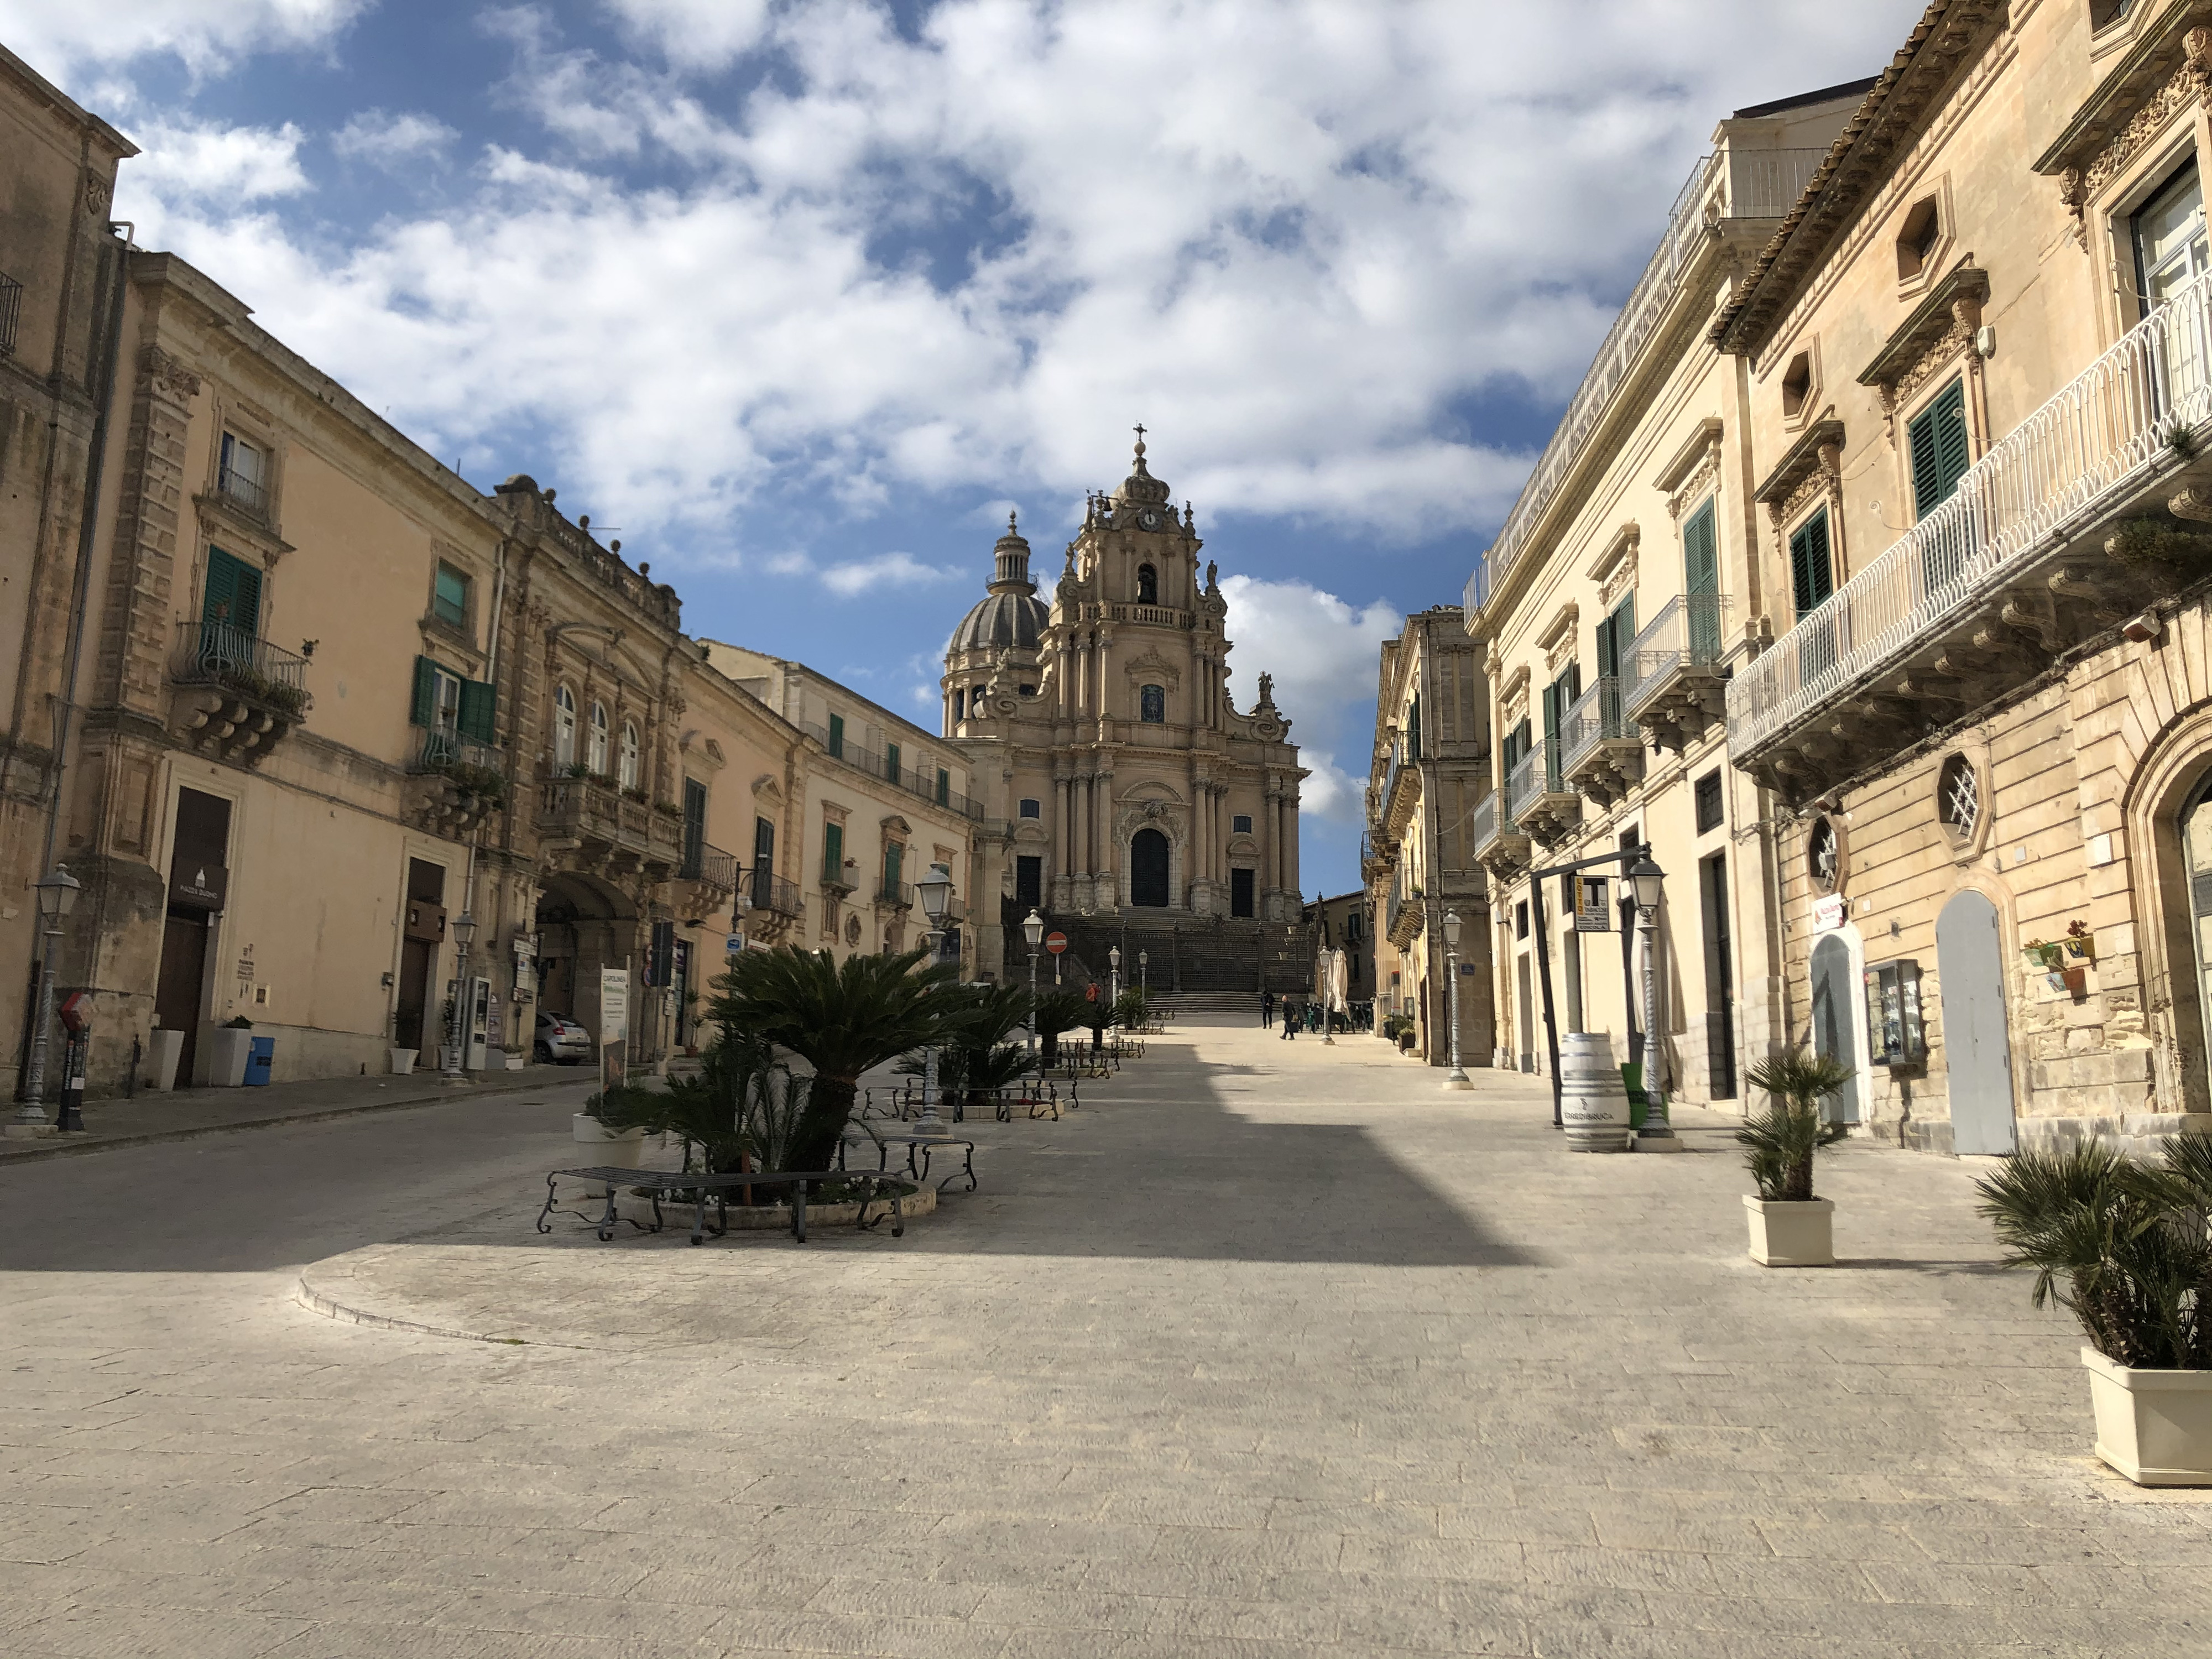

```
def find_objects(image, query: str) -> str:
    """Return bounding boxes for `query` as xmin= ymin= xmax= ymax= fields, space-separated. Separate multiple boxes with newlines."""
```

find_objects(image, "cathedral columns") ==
xmin=1094 ymin=628 xmax=1114 ymax=727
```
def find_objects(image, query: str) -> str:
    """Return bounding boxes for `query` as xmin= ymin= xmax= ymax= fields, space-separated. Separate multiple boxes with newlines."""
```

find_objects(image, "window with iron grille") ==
xmin=218 ymin=432 xmax=268 ymax=515
xmin=1807 ymin=817 xmax=1841 ymax=894
xmin=1019 ymin=798 xmax=1040 ymax=819
xmin=1938 ymin=753 xmax=1981 ymax=844
xmin=1232 ymin=814 xmax=1253 ymax=834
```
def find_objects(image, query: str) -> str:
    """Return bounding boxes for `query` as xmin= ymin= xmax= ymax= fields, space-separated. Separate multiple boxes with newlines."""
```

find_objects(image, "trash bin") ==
xmin=243 ymin=1036 xmax=275 ymax=1087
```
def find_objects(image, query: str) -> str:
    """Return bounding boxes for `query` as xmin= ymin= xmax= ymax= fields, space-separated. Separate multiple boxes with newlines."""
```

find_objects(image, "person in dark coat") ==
xmin=1262 ymin=990 xmax=1275 ymax=1029
xmin=1280 ymin=999 xmax=1298 ymax=1039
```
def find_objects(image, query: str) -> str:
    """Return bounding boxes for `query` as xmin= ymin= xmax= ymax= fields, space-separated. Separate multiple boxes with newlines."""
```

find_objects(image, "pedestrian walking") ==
xmin=1280 ymin=999 xmax=1297 ymax=1040
xmin=1262 ymin=990 xmax=1275 ymax=1029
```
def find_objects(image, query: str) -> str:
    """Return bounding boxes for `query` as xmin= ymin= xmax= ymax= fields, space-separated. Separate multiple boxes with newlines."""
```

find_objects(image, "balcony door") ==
xmin=1683 ymin=499 xmax=1720 ymax=660
xmin=2135 ymin=160 xmax=2208 ymax=311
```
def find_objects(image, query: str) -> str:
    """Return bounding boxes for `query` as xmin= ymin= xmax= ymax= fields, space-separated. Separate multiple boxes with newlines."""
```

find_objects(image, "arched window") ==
xmin=554 ymin=684 xmax=577 ymax=766
xmin=1137 ymin=563 xmax=1159 ymax=604
xmin=953 ymin=688 xmax=966 ymax=722
xmin=588 ymin=701 xmax=609 ymax=775
xmin=619 ymin=721 xmax=641 ymax=790
xmin=1140 ymin=684 xmax=1166 ymax=723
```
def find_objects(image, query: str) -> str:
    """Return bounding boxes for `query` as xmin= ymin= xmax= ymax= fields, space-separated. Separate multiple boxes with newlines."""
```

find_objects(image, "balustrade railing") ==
xmin=1728 ymin=266 xmax=2212 ymax=757
xmin=1623 ymin=593 xmax=1730 ymax=715
xmin=1559 ymin=676 xmax=1630 ymax=776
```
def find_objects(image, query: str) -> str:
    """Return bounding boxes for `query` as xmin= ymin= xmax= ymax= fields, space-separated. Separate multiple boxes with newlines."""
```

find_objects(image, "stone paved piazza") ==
xmin=1 ymin=1016 xmax=2205 ymax=1658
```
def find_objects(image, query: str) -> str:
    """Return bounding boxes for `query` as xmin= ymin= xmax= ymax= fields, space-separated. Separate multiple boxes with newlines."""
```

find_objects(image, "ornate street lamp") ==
xmin=442 ymin=909 xmax=476 ymax=1083
xmin=1627 ymin=854 xmax=1676 ymax=1146
xmin=912 ymin=863 xmax=956 ymax=1138
xmin=1443 ymin=909 xmax=1471 ymax=1089
xmin=1138 ymin=949 xmax=1149 ymax=996
xmin=1109 ymin=945 xmax=1121 ymax=1010
xmin=16 ymin=867 xmax=80 ymax=1128
xmin=1022 ymin=907 xmax=1045 ymax=1056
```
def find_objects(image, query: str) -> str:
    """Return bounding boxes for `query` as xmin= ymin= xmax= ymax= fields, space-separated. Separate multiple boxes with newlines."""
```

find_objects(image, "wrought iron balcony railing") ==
xmin=1624 ymin=593 xmax=1730 ymax=715
xmin=217 ymin=459 xmax=268 ymax=517
xmin=409 ymin=728 xmax=503 ymax=775
xmin=747 ymin=869 xmax=804 ymax=918
xmin=876 ymin=880 xmax=915 ymax=909
xmin=1504 ymin=745 xmax=1543 ymax=826
xmin=1722 ymin=147 xmax=1827 ymax=220
xmin=679 ymin=841 xmax=739 ymax=890
xmin=1559 ymin=676 xmax=1632 ymax=778
xmin=800 ymin=722 xmax=983 ymax=819
xmin=1728 ymin=266 xmax=2212 ymax=761
xmin=169 ymin=620 xmax=311 ymax=713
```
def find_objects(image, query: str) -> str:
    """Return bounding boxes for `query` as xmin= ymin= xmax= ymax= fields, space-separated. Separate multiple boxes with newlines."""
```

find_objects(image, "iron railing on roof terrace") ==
xmin=799 ymin=721 xmax=984 ymax=818
xmin=1723 ymin=147 xmax=1828 ymax=221
xmin=1728 ymin=265 xmax=2212 ymax=759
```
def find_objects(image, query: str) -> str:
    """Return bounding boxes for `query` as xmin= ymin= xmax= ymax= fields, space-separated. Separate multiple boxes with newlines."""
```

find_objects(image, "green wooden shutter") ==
xmin=827 ymin=714 xmax=844 ymax=758
xmin=1789 ymin=510 xmax=1833 ymax=618
xmin=884 ymin=841 xmax=902 ymax=893
xmin=1407 ymin=693 xmax=1422 ymax=759
xmin=884 ymin=742 xmax=901 ymax=785
xmin=458 ymin=677 xmax=495 ymax=743
xmin=410 ymin=655 xmax=437 ymax=727
xmin=682 ymin=778 xmax=707 ymax=875
xmin=1910 ymin=379 xmax=1972 ymax=519
xmin=1683 ymin=500 xmax=1718 ymax=596
xmin=936 ymin=767 xmax=950 ymax=806
xmin=202 ymin=548 xmax=262 ymax=637
xmin=822 ymin=821 xmax=843 ymax=885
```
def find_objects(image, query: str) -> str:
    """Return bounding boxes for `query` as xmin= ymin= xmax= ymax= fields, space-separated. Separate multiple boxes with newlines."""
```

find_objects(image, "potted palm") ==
xmin=1737 ymin=1047 xmax=1852 ymax=1266
xmin=1975 ymin=1138 xmax=2212 ymax=1486
xmin=1030 ymin=991 xmax=1088 ymax=1066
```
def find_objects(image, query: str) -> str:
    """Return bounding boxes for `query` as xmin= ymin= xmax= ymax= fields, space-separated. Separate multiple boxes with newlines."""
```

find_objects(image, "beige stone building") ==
xmin=1718 ymin=0 xmax=2212 ymax=1156
xmin=1303 ymin=888 xmax=1376 ymax=1015
xmin=940 ymin=438 xmax=1308 ymax=997
xmin=1457 ymin=84 xmax=1865 ymax=1096
xmin=700 ymin=642 xmax=982 ymax=973
xmin=1361 ymin=606 xmax=1491 ymax=1062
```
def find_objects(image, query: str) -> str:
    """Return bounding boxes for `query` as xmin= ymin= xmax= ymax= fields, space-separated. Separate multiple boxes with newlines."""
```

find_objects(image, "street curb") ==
xmin=295 ymin=1266 xmax=530 ymax=1347
xmin=0 ymin=1071 xmax=576 ymax=1166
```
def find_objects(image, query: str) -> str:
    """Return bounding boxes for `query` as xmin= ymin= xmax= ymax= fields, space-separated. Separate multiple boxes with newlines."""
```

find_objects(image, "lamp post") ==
xmin=1442 ymin=909 xmax=1471 ymax=1089
xmin=442 ymin=909 xmax=476 ymax=1083
xmin=912 ymin=863 xmax=956 ymax=1138
xmin=15 ymin=867 xmax=80 ymax=1128
xmin=1109 ymin=945 xmax=1121 ymax=1010
xmin=1138 ymin=949 xmax=1148 ymax=996
xmin=1022 ymin=908 xmax=1044 ymax=1057
xmin=1629 ymin=854 xmax=1677 ymax=1148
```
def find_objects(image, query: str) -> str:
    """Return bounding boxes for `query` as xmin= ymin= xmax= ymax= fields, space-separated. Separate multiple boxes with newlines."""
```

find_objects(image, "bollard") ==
xmin=1559 ymin=1032 xmax=1631 ymax=1152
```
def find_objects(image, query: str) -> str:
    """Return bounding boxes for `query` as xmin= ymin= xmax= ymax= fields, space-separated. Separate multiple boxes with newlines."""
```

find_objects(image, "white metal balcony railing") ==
xmin=1728 ymin=266 xmax=2212 ymax=758
xmin=1623 ymin=592 xmax=1731 ymax=715
xmin=1559 ymin=677 xmax=1631 ymax=776
xmin=1504 ymin=742 xmax=1552 ymax=824
xmin=1469 ymin=789 xmax=1511 ymax=857
xmin=1723 ymin=147 xmax=1828 ymax=220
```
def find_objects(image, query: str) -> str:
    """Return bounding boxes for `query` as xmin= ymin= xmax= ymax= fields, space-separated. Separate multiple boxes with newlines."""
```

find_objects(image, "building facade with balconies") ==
xmin=1460 ymin=84 xmax=1863 ymax=1092
xmin=1717 ymin=0 xmax=2212 ymax=1157
xmin=1361 ymin=607 xmax=1491 ymax=1062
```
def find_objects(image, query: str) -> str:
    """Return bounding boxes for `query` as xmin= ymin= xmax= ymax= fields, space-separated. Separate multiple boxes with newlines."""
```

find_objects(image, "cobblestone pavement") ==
xmin=1 ymin=1020 xmax=2206 ymax=1658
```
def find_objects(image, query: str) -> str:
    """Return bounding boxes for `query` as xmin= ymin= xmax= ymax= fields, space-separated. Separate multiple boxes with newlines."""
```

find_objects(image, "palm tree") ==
xmin=707 ymin=945 xmax=959 ymax=1171
xmin=1975 ymin=1136 xmax=2212 ymax=1369
xmin=1738 ymin=1047 xmax=1853 ymax=1202
xmin=1030 ymin=991 xmax=1088 ymax=1065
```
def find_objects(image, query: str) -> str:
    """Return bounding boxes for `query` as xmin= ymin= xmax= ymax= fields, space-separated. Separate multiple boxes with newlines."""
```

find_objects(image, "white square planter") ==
xmin=572 ymin=1114 xmax=648 ymax=1168
xmin=1744 ymin=1195 xmax=1834 ymax=1266
xmin=201 ymin=1026 xmax=255 ymax=1088
xmin=2082 ymin=1348 xmax=2212 ymax=1486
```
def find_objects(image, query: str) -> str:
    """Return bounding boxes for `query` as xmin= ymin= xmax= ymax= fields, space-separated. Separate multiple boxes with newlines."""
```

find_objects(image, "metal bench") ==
xmin=839 ymin=1123 xmax=978 ymax=1191
xmin=538 ymin=1166 xmax=919 ymax=1245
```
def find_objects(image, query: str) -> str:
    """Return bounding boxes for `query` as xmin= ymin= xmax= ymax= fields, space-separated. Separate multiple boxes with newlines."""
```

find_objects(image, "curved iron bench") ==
xmin=538 ymin=1166 xmax=919 ymax=1245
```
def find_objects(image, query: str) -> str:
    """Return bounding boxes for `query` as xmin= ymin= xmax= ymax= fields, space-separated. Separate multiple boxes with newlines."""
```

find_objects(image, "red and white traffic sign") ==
xmin=1045 ymin=931 xmax=1068 ymax=955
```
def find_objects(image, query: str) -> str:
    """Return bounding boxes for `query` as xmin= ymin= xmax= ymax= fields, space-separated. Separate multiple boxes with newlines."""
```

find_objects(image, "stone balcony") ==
xmin=672 ymin=841 xmax=739 ymax=923
xmin=1727 ymin=269 xmax=2212 ymax=806
xmin=404 ymin=729 xmax=507 ymax=838
xmin=168 ymin=619 xmax=312 ymax=768
xmin=1470 ymin=788 xmax=1531 ymax=881
xmin=1623 ymin=592 xmax=1730 ymax=752
xmin=1506 ymin=738 xmax=1580 ymax=848
xmin=534 ymin=775 xmax=679 ymax=884
xmin=1559 ymin=676 xmax=1644 ymax=807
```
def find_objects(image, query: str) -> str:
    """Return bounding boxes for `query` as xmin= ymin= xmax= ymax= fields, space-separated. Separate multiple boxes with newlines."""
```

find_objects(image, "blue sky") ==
xmin=8 ymin=0 xmax=1924 ymax=898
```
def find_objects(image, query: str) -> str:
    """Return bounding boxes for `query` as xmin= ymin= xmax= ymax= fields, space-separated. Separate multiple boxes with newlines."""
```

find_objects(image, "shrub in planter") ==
xmin=1976 ymin=1138 xmax=2212 ymax=1485
xmin=1737 ymin=1047 xmax=1851 ymax=1266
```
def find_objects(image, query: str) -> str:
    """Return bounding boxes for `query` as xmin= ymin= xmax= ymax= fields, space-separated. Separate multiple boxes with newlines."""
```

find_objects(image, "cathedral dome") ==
xmin=948 ymin=588 xmax=1050 ymax=655
xmin=947 ymin=510 xmax=1048 ymax=656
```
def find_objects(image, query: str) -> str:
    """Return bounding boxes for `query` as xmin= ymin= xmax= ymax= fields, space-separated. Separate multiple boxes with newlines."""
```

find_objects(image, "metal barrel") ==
xmin=1559 ymin=1032 xmax=1631 ymax=1152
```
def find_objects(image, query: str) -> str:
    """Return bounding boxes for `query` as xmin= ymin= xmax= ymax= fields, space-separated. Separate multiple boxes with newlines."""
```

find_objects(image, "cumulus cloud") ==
xmin=0 ymin=0 xmax=363 ymax=82
xmin=102 ymin=0 xmax=1926 ymax=560
xmin=126 ymin=118 xmax=311 ymax=205
xmin=333 ymin=109 xmax=459 ymax=168
xmin=820 ymin=551 xmax=961 ymax=597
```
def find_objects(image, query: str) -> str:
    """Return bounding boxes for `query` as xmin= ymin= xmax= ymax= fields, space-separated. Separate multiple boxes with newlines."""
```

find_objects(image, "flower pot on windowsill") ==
xmin=1744 ymin=1195 xmax=1834 ymax=1266
xmin=2081 ymin=1348 xmax=2212 ymax=1486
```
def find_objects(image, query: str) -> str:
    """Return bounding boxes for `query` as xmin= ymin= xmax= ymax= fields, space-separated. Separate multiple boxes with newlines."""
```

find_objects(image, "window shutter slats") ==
xmin=410 ymin=656 xmax=437 ymax=728
xmin=458 ymin=678 xmax=494 ymax=743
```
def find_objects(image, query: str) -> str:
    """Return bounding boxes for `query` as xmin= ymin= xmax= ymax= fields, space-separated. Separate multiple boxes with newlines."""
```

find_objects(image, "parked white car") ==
xmin=534 ymin=1011 xmax=593 ymax=1065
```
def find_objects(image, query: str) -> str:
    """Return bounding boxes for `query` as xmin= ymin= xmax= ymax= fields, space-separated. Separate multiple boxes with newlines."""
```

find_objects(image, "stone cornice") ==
xmin=1754 ymin=416 xmax=1846 ymax=507
xmin=2032 ymin=0 xmax=2212 ymax=177
xmin=1857 ymin=261 xmax=1988 ymax=390
xmin=1712 ymin=0 xmax=2010 ymax=358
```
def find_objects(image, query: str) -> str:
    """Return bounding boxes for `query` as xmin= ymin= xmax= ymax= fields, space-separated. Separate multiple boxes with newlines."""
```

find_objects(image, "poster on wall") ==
xmin=599 ymin=967 xmax=630 ymax=1089
xmin=1572 ymin=875 xmax=1613 ymax=932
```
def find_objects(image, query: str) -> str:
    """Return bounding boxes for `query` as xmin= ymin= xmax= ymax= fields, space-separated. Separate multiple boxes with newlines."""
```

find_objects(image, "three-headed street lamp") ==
xmin=912 ymin=863 xmax=957 ymax=1138
xmin=16 ymin=867 xmax=81 ymax=1128
xmin=1022 ymin=907 xmax=1045 ymax=1057
xmin=1442 ymin=908 xmax=1472 ymax=1090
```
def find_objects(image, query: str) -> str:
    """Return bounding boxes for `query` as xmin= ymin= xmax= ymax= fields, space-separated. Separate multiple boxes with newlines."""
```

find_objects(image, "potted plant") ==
xmin=1736 ymin=1047 xmax=1853 ymax=1266
xmin=203 ymin=1014 xmax=257 ymax=1087
xmin=1975 ymin=1139 xmax=2212 ymax=1486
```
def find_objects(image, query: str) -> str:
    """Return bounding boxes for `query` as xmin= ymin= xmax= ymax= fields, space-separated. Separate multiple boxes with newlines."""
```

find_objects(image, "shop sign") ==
xmin=1572 ymin=875 xmax=1612 ymax=932
xmin=1812 ymin=894 xmax=1848 ymax=933
xmin=170 ymin=860 xmax=229 ymax=912
xmin=599 ymin=968 xmax=630 ymax=1044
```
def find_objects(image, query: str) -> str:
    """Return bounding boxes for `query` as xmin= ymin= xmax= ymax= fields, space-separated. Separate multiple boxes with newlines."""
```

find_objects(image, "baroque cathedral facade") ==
xmin=942 ymin=436 xmax=1305 ymax=982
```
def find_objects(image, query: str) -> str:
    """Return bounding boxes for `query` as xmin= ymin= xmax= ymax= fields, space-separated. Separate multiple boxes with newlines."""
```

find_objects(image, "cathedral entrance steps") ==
xmin=1002 ymin=910 xmax=1308 ymax=996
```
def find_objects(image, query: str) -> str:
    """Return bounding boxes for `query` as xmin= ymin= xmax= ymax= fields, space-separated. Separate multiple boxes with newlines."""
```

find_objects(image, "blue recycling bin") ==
xmin=243 ymin=1036 xmax=275 ymax=1087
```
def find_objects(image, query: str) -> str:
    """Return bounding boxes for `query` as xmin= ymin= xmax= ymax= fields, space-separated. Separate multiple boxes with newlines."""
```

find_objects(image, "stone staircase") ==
xmin=999 ymin=900 xmax=1309 ymax=995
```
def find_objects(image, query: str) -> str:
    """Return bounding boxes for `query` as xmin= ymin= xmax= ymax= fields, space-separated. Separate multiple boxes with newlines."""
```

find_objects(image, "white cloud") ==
xmin=333 ymin=109 xmax=458 ymax=168
xmin=1218 ymin=575 xmax=1401 ymax=824
xmin=0 ymin=0 xmax=363 ymax=84
xmin=125 ymin=118 xmax=310 ymax=206
xmin=819 ymin=551 xmax=960 ymax=597
xmin=101 ymin=0 xmax=1927 ymax=556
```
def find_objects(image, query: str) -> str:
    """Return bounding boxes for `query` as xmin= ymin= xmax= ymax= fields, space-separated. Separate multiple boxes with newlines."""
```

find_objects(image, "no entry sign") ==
xmin=1045 ymin=931 xmax=1068 ymax=955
